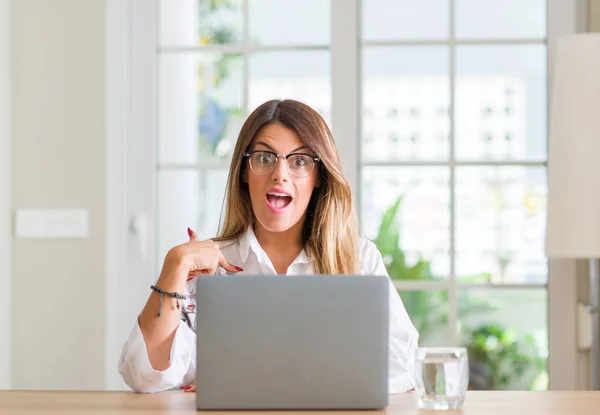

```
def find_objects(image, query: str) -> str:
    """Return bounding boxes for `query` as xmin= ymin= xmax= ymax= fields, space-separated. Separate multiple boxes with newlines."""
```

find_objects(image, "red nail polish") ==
xmin=187 ymin=227 xmax=193 ymax=237
xmin=235 ymin=266 xmax=243 ymax=271
xmin=180 ymin=386 xmax=189 ymax=390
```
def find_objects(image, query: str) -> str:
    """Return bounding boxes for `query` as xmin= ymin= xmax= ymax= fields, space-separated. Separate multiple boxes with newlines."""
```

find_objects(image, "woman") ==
xmin=118 ymin=99 xmax=419 ymax=394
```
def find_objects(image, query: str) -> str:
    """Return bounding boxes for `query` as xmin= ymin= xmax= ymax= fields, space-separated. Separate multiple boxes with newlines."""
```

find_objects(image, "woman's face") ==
xmin=244 ymin=122 xmax=320 ymax=234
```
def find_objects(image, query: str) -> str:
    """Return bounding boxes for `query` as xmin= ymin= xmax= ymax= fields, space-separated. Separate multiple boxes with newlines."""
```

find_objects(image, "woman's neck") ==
xmin=253 ymin=220 xmax=305 ymax=274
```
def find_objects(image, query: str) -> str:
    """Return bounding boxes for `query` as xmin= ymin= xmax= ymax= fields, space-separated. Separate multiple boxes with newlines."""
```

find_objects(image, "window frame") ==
xmin=357 ymin=0 xmax=549 ymax=349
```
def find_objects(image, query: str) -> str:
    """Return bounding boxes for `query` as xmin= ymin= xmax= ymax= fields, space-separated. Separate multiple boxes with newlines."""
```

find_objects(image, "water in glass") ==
xmin=415 ymin=347 xmax=469 ymax=410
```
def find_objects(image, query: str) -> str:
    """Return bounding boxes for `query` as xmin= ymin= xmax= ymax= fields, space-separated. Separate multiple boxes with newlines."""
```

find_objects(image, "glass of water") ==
xmin=415 ymin=347 xmax=469 ymax=410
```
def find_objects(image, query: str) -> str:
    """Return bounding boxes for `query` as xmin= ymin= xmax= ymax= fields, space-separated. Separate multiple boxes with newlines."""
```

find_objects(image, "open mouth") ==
xmin=265 ymin=191 xmax=293 ymax=211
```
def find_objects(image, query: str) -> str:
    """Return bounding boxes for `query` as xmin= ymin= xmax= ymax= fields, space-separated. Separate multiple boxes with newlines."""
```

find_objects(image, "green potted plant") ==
xmin=372 ymin=196 xmax=494 ymax=343
xmin=462 ymin=323 xmax=546 ymax=390
xmin=371 ymin=196 xmax=547 ymax=390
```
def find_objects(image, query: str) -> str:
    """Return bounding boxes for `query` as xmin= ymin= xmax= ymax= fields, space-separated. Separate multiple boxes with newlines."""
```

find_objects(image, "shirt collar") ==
xmin=238 ymin=225 xmax=258 ymax=263
xmin=238 ymin=225 xmax=312 ymax=266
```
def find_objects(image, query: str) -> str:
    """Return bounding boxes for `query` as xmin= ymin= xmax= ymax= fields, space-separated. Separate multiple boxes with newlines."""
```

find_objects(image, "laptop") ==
xmin=194 ymin=274 xmax=390 ymax=410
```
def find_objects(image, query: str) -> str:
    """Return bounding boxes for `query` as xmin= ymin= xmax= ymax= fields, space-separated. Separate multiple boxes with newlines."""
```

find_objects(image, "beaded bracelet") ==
xmin=150 ymin=285 xmax=187 ymax=317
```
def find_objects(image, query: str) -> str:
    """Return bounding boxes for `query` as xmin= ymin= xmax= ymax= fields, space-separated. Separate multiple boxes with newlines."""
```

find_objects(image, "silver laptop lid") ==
xmin=195 ymin=274 xmax=389 ymax=410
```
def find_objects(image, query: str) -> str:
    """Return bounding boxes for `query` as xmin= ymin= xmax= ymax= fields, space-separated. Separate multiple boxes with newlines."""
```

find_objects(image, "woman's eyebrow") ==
xmin=253 ymin=141 xmax=308 ymax=154
xmin=289 ymin=145 xmax=309 ymax=153
xmin=253 ymin=141 xmax=276 ymax=151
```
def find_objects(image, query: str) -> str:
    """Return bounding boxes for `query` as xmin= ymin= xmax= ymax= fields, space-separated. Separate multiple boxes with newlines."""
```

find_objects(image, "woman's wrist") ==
xmin=155 ymin=270 xmax=187 ymax=294
xmin=157 ymin=249 xmax=189 ymax=290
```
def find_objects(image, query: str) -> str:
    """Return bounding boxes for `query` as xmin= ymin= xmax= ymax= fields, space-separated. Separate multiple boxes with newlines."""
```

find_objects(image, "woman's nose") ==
xmin=271 ymin=158 xmax=290 ymax=181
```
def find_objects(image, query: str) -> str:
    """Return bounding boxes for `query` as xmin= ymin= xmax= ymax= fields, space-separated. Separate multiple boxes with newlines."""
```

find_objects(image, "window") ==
xmin=130 ymin=0 xmax=571 ymax=391
xmin=360 ymin=0 xmax=549 ymax=390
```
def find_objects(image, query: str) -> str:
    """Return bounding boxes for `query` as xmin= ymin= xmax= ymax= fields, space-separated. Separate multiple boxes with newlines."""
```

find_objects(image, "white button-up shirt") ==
xmin=118 ymin=228 xmax=419 ymax=394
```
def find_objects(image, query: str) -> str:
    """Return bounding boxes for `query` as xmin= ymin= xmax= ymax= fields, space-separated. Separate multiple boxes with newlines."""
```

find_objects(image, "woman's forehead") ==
xmin=251 ymin=123 xmax=305 ymax=150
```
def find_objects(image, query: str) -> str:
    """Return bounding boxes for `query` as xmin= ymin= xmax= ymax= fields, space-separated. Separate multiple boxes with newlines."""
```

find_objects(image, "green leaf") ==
xmin=374 ymin=196 xmax=402 ymax=255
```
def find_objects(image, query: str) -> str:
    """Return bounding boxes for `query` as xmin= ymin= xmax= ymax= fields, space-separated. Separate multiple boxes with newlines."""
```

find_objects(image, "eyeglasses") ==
xmin=244 ymin=150 xmax=320 ymax=178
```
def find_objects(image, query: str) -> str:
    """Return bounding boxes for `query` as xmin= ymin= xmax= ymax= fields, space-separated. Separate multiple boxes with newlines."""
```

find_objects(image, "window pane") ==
xmin=249 ymin=51 xmax=331 ymax=127
xmin=456 ymin=0 xmax=546 ymax=40
xmin=362 ymin=0 xmax=449 ymax=41
xmin=249 ymin=0 xmax=330 ymax=45
xmin=157 ymin=169 xmax=229 ymax=268
xmin=455 ymin=45 xmax=547 ymax=161
xmin=362 ymin=46 xmax=449 ymax=161
xmin=362 ymin=167 xmax=450 ymax=280
xmin=158 ymin=53 xmax=244 ymax=164
xmin=455 ymin=167 xmax=547 ymax=284
xmin=157 ymin=170 xmax=200 ymax=268
xmin=158 ymin=0 xmax=244 ymax=47
xmin=399 ymin=290 xmax=449 ymax=346
xmin=459 ymin=289 xmax=548 ymax=390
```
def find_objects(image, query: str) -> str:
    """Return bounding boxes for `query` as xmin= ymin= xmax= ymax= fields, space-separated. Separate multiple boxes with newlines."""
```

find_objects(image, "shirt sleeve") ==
xmin=360 ymin=238 xmax=420 ymax=394
xmin=118 ymin=317 xmax=197 ymax=393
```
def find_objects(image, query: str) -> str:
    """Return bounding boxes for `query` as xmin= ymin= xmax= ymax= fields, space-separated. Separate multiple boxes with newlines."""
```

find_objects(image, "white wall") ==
xmin=0 ymin=0 xmax=12 ymax=390
xmin=547 ymin=0 xmax=600 ymax=391
xmin=10 ymin=0 xmax=106 ymax=389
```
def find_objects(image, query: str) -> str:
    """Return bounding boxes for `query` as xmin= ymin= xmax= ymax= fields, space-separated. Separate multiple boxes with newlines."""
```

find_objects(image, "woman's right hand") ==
xmin=160 ymin=227 xmax=242 ymax=283
xmin=140 ymin=227 xmax=240 ymax=371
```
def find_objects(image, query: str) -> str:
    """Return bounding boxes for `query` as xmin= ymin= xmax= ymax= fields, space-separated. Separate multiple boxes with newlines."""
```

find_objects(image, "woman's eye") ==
xmin=259 ymin=153 xmax=274 ymax=164
xmin=292 ymin=156 xmax=307 ymax=167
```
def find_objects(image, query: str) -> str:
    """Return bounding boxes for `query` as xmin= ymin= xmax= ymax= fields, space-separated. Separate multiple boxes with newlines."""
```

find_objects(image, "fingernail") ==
xmin=187 ymin=227 xmax=193 ymax=237
xmin=180 ymin=385 xmax=190 ymax=390
xmin=235 ymin=266 xmax=243 ymax=271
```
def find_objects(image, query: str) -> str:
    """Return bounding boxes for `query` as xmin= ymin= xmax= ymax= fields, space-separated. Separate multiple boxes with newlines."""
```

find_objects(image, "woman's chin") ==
xmin=256 ymin=213 xmax=299 ymax=234
xmin=258 ymin=220 xmax=294 ymax=234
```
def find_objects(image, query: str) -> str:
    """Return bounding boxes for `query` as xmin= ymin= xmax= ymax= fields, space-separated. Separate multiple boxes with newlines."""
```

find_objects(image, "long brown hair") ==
xmin=215 ymin=99 xmax=360 ymax=274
